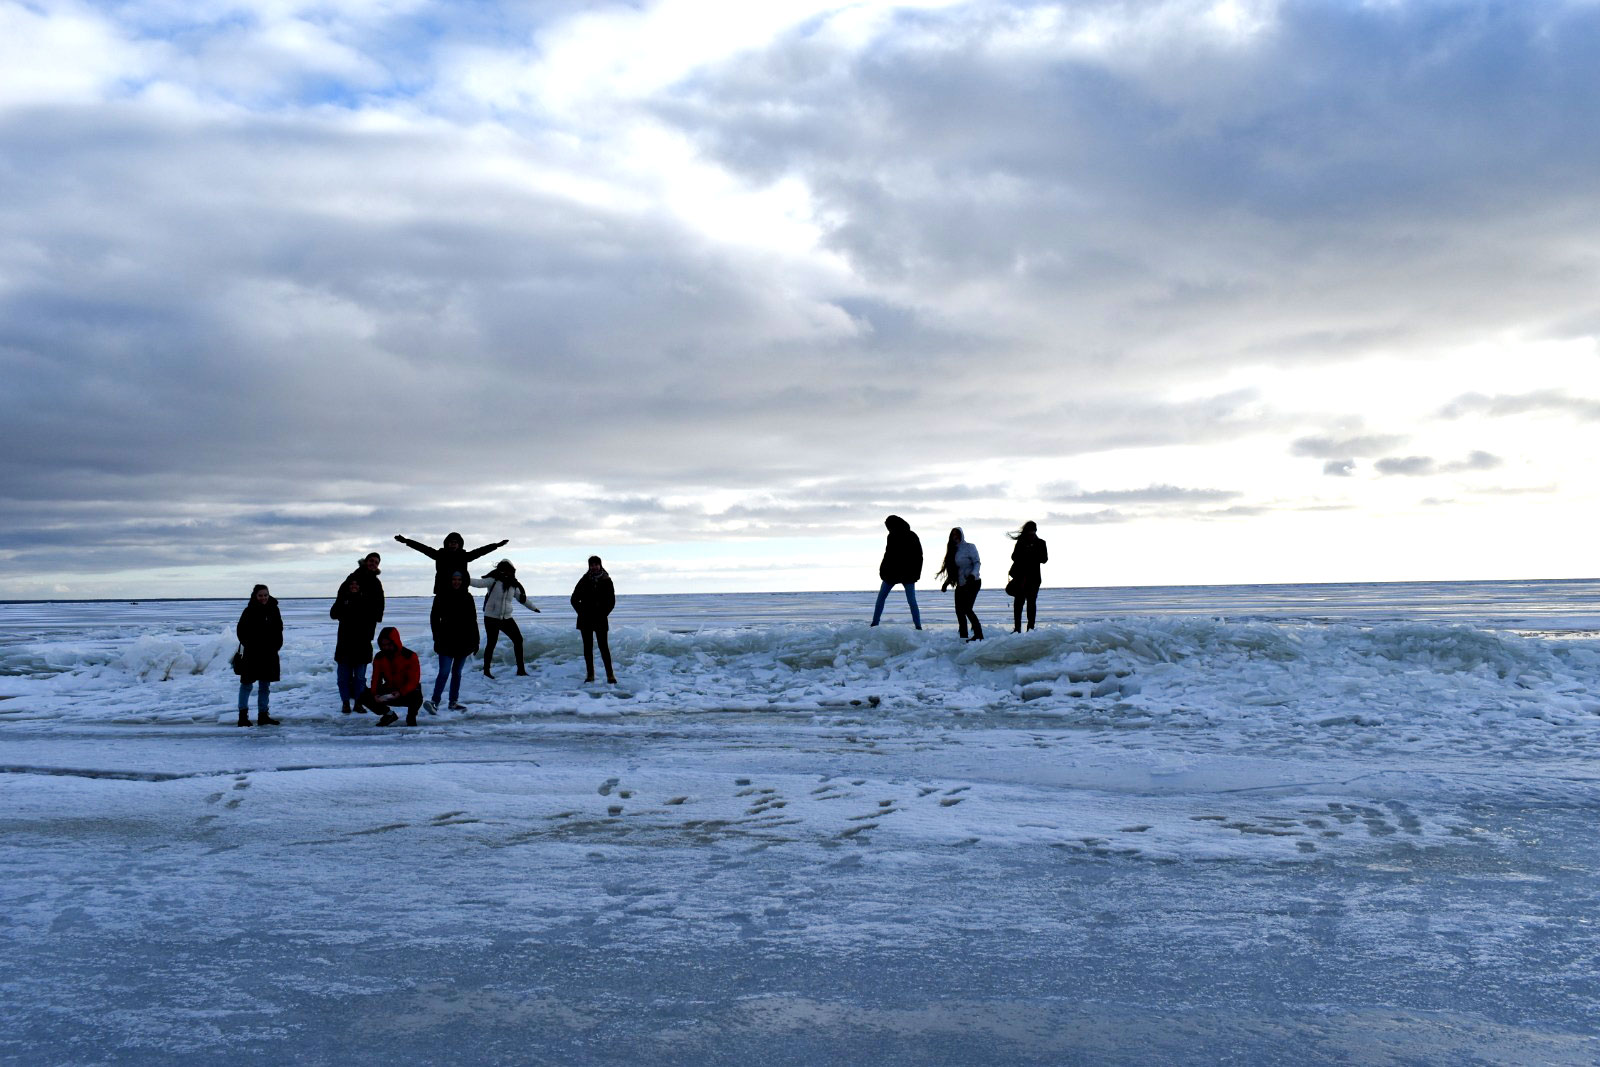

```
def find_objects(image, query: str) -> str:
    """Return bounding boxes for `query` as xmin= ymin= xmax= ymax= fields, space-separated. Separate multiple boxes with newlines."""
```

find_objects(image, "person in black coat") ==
xmin=870 ymin=514 xmax=923 ymax=629
xmin=395 ymin=531 xmax=509 ymax=596
xmin=343 ymin=551 xmax=385 ymax=625
xmin=428 ymin=571 xmax=481 ymax=711
xmin=1007 ymin=520 xmax=1049 ymax=632
xmin=235 ymin=584 xmax=282 ymax=727
xmin=570 ymin=555 xmax=617 ymax=684
xmin=330 ymin=575 xmax=378 ymax=714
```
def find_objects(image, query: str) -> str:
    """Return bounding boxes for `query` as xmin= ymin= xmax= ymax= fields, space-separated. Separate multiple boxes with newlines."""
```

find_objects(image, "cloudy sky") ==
xmin=3 ymin=0 xmax=1598 ymax=599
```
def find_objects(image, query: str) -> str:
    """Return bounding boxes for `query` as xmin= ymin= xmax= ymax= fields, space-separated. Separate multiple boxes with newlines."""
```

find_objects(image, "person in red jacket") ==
xmin=355 ymin=626 xmax=425 ymax=727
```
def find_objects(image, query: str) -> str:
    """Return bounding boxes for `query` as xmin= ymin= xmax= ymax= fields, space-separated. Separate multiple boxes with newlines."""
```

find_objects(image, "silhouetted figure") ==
xmin=394 ymin=531 xmax=509 ymax=596
xmin=330 ymin=576 xmax=376 ymax=714
xmin=471 ymin=559 xmax=538 ymax=678
xmin=1008 ymin=520 xmax=1049 ymax=632
xmin=356 ymin=626 xmax=424 ymax=727
xmin=234 ymin=584 xmax=282 ymax=726
xmin=428 ymin=571 xmax=480 ymax=711
xmin=871 ymin=514 xmax=923 ymax=629
xmin=343 ymin=551 xmax=386 ymax=625
xmin=937 ymin=527 xmax=983 ymax=640
xmin=571 ymin=555 xmax=617 ymax=684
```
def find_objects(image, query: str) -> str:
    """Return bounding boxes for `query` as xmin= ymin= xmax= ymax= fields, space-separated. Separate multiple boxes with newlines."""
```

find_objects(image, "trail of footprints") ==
xmin=1187 ymin=799 xmax=1429 ymax=854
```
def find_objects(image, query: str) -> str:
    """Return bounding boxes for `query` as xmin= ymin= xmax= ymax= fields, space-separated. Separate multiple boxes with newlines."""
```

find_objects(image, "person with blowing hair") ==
xmin=1007 ymin=520 xmax=1049 ymax=632
xmin=937 ymin=527 xmax=984 ymax=641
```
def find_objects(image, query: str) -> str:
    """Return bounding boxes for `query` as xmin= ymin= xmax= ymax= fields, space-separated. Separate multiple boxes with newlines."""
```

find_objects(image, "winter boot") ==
xmin=376 ymin=710 xmax=398 ymax=727
xmin=237 ymin=709 xmax=251 ymax=727
xmin=341 ymin=702 xmax=352 ymax=714
xmin=257 ymin=712 xmax=280 ymax=726
xmin=405 ymin=709 xmax=419 ymax=727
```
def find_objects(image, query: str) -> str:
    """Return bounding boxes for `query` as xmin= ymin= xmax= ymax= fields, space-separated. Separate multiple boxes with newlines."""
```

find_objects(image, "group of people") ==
xmin=232 ymin=534 xmax=618 ymax=727
xmin=232 ymin=518 xmax=1047 ymax=727
xmin=872 ymin=517 xmax=1049 ymax=639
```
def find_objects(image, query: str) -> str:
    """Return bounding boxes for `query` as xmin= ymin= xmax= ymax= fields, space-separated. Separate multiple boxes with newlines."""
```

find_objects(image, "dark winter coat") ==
xmin=570 ymin=571 xmax=616 ymax=632
xmin=1009 ymin=536 xmax=1049 ymax=588
xmin=343 ymin=564 xmax=385 ymax=624
xmin=399 ymin=534 xmax=504 ymax=596
xmin=878 ymin=516 xmax=923 ymax=585
xmin=235 ymin=597 xmax=283 ymax=684
xmin=330 ymin=587 xmax=376 ymax=666
xmin=430 ymin=587 xmax=482 ymax=658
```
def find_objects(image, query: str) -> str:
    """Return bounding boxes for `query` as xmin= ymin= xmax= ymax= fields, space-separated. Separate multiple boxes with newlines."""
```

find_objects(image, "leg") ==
xmin=501 ymin=617 xmax=526 ymax=672
xmin=237 ymin=680 xmax=252 ymax=726
xmin=871 ymin=581 xmax=893 ymax=625
xmin=1013 ymin=593 xmax=1024 ymax=633
xmin=447 ymin=655 xmax=465 ymax=704
xmin=483 ymin=618 xmax=501 ymax=674
xmin=335 ymin=663 xmax=354 ymax=708
xmin=951 ymin=589 xmax=967 ymax=639
xmin=401 ymin=688 xmax=424 ymax=727
xmin=432 ymin=656 xmax=449 ymax=704
xmin=582 ymin=629 xmax=596 ymax=681
xmin=968 ymin=579 xmax=984 ymax=639
xmin=257 ymin=680 xmax=277 ymax=725
xmin=1026 ymin=586 xmax=1039 ymax=630
xmin=597 ymin=630 xmax=616 ymax=683
xmin=903 ymin=583 xmax=921 ymax=629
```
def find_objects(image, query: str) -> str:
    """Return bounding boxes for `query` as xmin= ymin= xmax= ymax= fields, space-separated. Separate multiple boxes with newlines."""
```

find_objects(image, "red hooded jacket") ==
xmin=371 ymin=626 xmax=421 ymax=696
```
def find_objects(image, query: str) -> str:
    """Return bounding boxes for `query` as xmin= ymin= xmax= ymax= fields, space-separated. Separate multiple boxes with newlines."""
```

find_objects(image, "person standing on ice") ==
xmin=870 ymin=514 xmax=923 ymax=629
xmin=394 ymin=531 xmax=509 ymax=597
xmin=1007 ymin=520 xmax=1049 ymax=632
xmin=428 ymin=571 xmax=480 ymax=712
xmin=937 ymin=527 xmax=983 ymax=641
xmin=330 ymin=576 xmax=376 ymax=714
xmin=234 ymin=584 xmax=282 ymax=727
xmin=570 ymin=555 xmax=617 ymax=684
xmin=471 ymin=558 xmax=539 ymax=678
xmin=356 ymin=626 xmax=424 ymax=726
xmin=343 ymin=551 xmax=385 ymax=626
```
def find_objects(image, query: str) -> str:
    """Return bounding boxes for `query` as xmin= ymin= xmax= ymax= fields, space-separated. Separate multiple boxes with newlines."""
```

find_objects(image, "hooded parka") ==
xmin=235 ymin=595 xmax=283 ymax=683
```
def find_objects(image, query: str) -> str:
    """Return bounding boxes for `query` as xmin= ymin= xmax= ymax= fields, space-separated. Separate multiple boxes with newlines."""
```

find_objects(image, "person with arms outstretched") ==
xmin=471 ymin=558 xmax=539 ymax=678
xmin=570 ymin=555 xmax=617 ymax=684
xmin=394 ymin=531 xmax=509 ymax=596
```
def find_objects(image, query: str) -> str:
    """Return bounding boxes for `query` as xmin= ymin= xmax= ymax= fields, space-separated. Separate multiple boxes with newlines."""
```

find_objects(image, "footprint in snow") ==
xmin=598 ymin=777 xmax=619 ymax=796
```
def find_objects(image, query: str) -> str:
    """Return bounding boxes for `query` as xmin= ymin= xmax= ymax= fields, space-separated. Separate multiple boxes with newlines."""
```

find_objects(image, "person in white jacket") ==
xmin=470 ymin=559 xmax=539 ymax=677
xmin=936 ymin=527 xmax=984 ymax=641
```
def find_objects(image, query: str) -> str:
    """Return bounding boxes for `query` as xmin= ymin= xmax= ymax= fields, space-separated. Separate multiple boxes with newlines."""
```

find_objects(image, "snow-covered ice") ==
xmin=3 ymin=584 xmax=1599 ymax=1063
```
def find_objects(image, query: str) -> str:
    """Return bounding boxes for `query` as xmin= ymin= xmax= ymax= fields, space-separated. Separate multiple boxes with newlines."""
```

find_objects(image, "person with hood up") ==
xmin=394 ymin=532 xmax=509 ymax=597
xmin=870 ymin=514 xmax=923 ymax=629
xmin=570 ymin=555 xmax=617 ymax=684
xmin=470 ymin=558 xmax=539 ymax=678
xmin=343 ymin=551 xmax=385 ymax=625
xmin=936 ymin=527 xmax=984 ymax=641
xmin=355 ymin=626 xmax=424 ymax=727
xmin=428 ymin=571 xmax=481 ymax=711
xmin=329 ymin=575 xmax=378 ymax=714
xmin=1007 ymin=520 xmax=1049 ymax=632
xmin=234 ymin=583 xmax=282 ymax=726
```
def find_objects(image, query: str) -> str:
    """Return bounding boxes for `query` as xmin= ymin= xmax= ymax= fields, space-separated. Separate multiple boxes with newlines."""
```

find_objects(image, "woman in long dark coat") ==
xmin=570 ymin=555 xmax=617 ymax=684
xmin=1008 ymin=521 xmax=1049 ymax=632
xmin=428 ymin=571 xmax=481 ymax=711
xmin=235 ymin=584 xmax=282 ymax=726
xmin=330 ymin=575 xmax=377 ymax=714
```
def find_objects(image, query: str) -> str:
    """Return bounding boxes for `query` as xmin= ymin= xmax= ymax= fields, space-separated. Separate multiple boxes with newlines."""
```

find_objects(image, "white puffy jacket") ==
xmin=470 ymin=577 xmax=529 ymax=620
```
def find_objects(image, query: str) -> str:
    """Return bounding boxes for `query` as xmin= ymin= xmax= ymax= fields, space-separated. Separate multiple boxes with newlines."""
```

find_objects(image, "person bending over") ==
xmin=357 ymin=627 xmax=424 ymax=727
xmin=570 ymin=555 xmax=617 ymax=684
xmin=471 ymin=558 xmax=539 ymax=678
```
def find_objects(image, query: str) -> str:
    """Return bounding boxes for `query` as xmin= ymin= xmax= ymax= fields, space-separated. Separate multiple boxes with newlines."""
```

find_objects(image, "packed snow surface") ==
xmin=3 ymin=582 xmax=1599 ymax=1063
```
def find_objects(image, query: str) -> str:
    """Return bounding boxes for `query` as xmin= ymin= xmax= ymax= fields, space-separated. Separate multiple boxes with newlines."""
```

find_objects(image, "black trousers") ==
xmin=355 ymin=687 xmax=423 ymax=719
xmin=484 ymin=616 xmax=524 ymax=670
xmin=953 ymin=579 xmax=983 ymax=638
xmin=1012 ymin=582 xmax=1040 ymax=631
xmin=581 ymin=627 xmax=614 ymax=680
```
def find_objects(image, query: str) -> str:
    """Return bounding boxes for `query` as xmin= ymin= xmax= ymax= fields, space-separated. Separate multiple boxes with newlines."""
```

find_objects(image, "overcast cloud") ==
xmin=2 ymin=0 xmax=1599 ymax=596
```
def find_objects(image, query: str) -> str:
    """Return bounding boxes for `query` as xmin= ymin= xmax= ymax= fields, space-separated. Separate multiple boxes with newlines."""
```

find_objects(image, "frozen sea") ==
xmin=3 ymin=579 xmax=1600 ymax=1064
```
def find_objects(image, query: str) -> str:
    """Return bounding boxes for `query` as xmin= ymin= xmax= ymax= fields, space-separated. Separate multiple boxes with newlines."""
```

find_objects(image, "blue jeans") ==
xmin=871 ymin=581 xmax=921 ymax=627
xmin=433 ymin=655 xmax=466 ymax=704
xmin=237 ymin=680 xmax=270 ymax=713
xmin=336 ymin=662 xmax=368 ymax=705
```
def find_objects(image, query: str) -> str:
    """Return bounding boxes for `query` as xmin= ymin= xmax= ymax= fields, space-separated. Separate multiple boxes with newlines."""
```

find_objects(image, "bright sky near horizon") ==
xmin=2 ymin=0 xmax=1598 ymax=599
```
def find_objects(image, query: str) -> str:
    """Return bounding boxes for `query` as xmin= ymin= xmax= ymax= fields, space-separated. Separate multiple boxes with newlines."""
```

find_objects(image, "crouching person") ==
xmin=355 ymin=626 xmax=424 ymax=727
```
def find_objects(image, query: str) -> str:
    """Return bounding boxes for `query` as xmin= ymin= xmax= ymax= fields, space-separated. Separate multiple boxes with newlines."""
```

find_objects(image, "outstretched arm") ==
xmin=464 ymin=539 xmax=510 ymax=562
xmin=394 ymin=535 xmax=438 ymax=559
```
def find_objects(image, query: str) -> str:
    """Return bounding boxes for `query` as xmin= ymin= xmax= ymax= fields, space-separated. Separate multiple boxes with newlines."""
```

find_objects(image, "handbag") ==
xmin=230 ymin=645 xmax=245 ymax=676
xmin=1004 ymin=579 xmax=1019 ymax=598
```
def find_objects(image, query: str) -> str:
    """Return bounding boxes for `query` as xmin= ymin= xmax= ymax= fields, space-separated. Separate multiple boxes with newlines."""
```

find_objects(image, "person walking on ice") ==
xmin=937 ymin=527 xmax=983 ymax=640
xmin=570 ymin=555 xmax=617 ymax=684
xmin=394 ymin=531 xmax=509 ymax=596
xmin=870 ymin=514 xmax=923 ymax=629
xmin=471 ymin=559 xmax=539 ymax=678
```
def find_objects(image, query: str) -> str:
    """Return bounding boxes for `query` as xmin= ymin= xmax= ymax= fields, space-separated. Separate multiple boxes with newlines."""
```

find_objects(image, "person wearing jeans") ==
xmin=428 ymin=571 xmax=480 ymax=711
xmin=870 ymin=514 xmax=923 ymax=629
xmin=937 ymin=527 xmax=984 ymax=641
xmin=358 ymin=627 xmax=424 ymax=727
xmin=234 ymin=583 xmax=282 ymax=727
